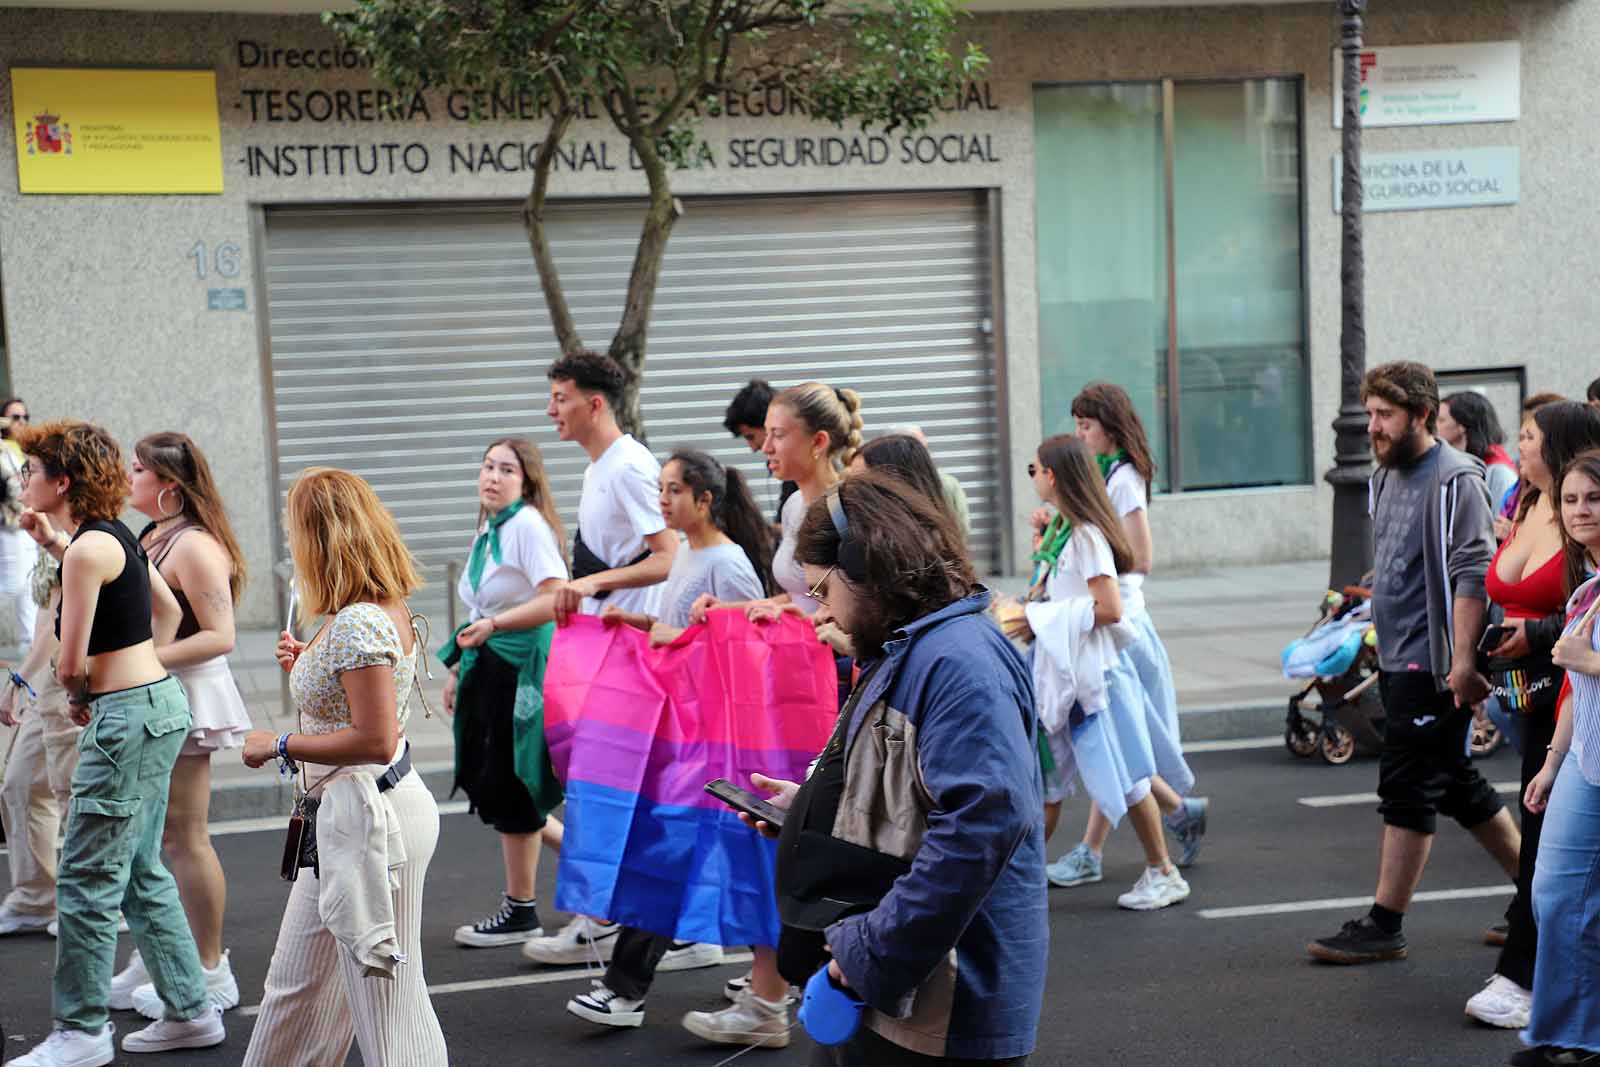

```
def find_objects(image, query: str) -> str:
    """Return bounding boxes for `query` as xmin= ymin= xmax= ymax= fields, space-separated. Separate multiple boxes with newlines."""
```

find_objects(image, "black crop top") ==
xmin=54 ymin=519 xmax=154 ymax=655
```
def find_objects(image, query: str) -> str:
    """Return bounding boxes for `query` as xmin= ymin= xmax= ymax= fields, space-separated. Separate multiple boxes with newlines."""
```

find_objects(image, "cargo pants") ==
xmin=53 ymin=675 xmax=208 ymax=1031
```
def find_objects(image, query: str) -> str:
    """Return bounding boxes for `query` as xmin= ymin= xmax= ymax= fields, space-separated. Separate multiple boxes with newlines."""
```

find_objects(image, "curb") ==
xmin=1174 ymin=701 xmax=1286 ymax=743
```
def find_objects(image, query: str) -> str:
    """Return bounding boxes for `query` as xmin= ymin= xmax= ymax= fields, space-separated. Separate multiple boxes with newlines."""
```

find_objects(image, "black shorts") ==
xmin=1376 ymin=670 xmax=1503 ymax=835
xmin=453 ymin=645 xmax=547 ymax=836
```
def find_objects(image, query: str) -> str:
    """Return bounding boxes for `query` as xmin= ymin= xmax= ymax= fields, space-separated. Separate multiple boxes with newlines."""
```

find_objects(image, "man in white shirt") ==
xmin=544 ymin=351 xmax=677 ymax=621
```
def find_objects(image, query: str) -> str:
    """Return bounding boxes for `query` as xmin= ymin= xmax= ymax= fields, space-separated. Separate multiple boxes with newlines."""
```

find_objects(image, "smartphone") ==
xmin=1477 ymin=624 xmax=1512 ymax=655
xmin=705 ymin=778 xmax=787 ymax=830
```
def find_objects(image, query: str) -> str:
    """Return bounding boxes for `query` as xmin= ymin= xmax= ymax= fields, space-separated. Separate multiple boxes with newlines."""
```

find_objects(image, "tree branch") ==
xmin=521 ymin=68 xmax=582 ymax=355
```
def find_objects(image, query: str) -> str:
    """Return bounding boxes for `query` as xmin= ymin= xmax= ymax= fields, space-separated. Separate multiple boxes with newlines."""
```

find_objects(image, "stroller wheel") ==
xmin=1285 ymin=718 xmax=1319 ymax=758
xmin=1320 ymin=724 xmax=1356 ymax=765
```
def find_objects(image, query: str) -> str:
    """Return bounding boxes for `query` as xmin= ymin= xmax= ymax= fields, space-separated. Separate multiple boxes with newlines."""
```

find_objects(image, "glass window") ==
xmin=1034 ymin=77 xmax=1309 ymax=492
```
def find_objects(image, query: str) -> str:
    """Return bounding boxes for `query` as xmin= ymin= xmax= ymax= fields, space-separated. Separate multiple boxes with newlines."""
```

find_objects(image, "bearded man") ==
xmin=1308 ymin=360 xmax=1522 ymax=966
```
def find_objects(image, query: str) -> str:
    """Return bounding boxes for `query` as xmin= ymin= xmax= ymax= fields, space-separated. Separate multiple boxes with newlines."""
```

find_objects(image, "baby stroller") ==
xmin=1282 ymin=587 xmax=1386 ymax=765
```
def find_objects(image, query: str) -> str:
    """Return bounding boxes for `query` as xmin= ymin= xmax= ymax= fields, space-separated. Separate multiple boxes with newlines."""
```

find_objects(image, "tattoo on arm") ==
xmin=197 ymin=590 xmax=233 ymax=617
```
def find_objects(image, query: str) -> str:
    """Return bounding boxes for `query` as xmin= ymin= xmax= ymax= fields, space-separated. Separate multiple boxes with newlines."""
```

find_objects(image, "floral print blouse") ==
xmin=289 ymin=603 xmax=416 ymax=736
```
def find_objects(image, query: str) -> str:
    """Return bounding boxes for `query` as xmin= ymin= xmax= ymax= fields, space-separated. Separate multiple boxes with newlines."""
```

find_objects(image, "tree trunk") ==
xmin=607 ymin=137 xmax=682 ymax=441
xmin=520 ymin=108 xmax=583 ymax=358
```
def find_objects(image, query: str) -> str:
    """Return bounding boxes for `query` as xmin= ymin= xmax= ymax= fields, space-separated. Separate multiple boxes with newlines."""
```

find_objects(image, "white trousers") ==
xmin=243 ymin=773 xmax=448 ymax=1066
xmin=0 ymin=683 xmax=79 ymax=913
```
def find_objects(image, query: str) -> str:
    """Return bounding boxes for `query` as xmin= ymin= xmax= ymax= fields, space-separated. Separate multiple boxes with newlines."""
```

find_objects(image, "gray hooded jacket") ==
xmin=1368 ymin=442 xmax=1495 ymax=690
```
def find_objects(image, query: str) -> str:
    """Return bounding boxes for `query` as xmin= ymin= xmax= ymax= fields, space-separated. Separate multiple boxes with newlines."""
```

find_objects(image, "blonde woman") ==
xmin=239 ymin=468 xmax=446 ymax=1067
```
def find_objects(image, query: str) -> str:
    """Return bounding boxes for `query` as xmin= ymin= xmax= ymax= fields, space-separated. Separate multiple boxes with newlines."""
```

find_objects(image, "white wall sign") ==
xmin=1332 ymin=147 xmax=1519 ymax=213
xmin=1332 ymin=41 xmax=1520 ymax=128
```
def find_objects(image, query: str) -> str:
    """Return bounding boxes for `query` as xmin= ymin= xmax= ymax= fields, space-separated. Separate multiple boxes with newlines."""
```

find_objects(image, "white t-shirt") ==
xmin=1104 ymin=463 xmax=1150 ymax=620
xmin=1046 ymin=523 xmax=1118 ymax=603
xmin=577 ymin=434 xmax=666 ymax=616
xmin=456 ymin=506 xmax=568 ymax=622
xmin=772 ymin=491 xmax=819 ymax=616
xmin=658 ymin=542 xmax=765 ymax=629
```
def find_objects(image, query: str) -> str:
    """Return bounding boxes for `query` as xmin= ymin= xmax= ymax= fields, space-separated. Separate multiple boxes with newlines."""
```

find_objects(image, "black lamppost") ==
xmin=1326 ymin=0 xmax=1373 ymax=589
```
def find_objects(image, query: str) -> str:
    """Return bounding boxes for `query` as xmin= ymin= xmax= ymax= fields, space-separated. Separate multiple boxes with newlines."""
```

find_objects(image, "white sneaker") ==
xmin=657 ymin=941 xmax=725 ymax=972
xmin=521 ymin=916 xmax=620 ymax=966
xmin=1116 ymin=866 xmax=1191 ymax=911
xmin=1464 ymin=973 xmax=1532 ymax=1029
xmin=108 ymin=949 xmax=151 ymax=1011
xmin=130 ymin=950 xmax=242 ymax=1019
xmin=682 ymin=987 xmax=791 ymax=1049
xmin=566 ymin=980 xmax=646 ymax=1028
xmin=122 ymin=1006 xmax=225 ymax=1053
xmin=11 ymin=1024 xmax=115 ymax=1067
xmin=0 ymin=903 xmax=55 ymax=935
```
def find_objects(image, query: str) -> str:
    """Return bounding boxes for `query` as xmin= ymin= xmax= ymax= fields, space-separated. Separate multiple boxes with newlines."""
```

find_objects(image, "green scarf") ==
xmin=1029 ymin=514 xmax=1073 ymax=587
xmin=438 ymin=619 xmax=562 ymax=820
xmin=466 ymin=499 xmax=525 ymax=592
xmin=1095 ymin=450 xmax=1127 ymax=480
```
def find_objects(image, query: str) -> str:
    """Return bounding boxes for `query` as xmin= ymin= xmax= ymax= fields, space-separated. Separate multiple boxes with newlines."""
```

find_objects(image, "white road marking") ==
xmin=238 ymin=952 xmax=756 ymax=1017
xmin=1182 ymin=736 xmax=1284 ymax=754
xmin=1298 ymin=782 xmax=1517 ymax=808
xmin=1196 ymin=884 xmax=1513 ymax=920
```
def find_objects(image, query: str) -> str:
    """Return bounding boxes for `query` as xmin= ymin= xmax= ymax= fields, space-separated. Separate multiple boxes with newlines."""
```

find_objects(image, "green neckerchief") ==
xmin=1029 ymin=514 xmax=1073 ymax=587
xmin=438 ymin=620 xmax=562 ymax=818
xmin=1095 ymin=450 xmax=1127 ymax=480
xmin=466 ymin=499 xmax=526 ymax=592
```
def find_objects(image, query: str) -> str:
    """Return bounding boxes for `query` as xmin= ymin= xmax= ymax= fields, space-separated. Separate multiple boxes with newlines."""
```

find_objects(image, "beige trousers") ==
xmin=243 ymin=771 xmax=448 ymax=1066
xmin=1 ymin=676 xmax=80 ymax=914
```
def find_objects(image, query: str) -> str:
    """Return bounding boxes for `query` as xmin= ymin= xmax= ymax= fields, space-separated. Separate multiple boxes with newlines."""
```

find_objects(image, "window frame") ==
xmin=1032 ymin=73 xmax=1313 ymax=496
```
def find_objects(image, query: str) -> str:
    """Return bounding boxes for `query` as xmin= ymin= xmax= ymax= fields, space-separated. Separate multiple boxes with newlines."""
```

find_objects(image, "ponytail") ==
xmin=668 ymin=450 xmax=776 ymax=594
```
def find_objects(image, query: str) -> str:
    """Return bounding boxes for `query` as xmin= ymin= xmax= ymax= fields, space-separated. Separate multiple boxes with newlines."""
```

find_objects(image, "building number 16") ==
xmin=189 ymin=241 xmax=242 ymax=280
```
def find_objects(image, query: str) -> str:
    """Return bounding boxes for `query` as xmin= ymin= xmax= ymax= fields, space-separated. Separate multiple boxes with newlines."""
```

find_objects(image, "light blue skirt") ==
xmin=1126 ymin=612 xmax=1182 ymax=745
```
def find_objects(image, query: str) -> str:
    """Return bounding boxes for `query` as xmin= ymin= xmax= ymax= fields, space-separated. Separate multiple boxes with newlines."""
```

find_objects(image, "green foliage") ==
xmin=325 ymin=0 xmax=989 ymax=159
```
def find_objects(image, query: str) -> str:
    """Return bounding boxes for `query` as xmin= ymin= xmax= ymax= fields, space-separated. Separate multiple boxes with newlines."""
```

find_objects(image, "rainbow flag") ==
xmin=543 ymin=612 xmax=836 ymax=947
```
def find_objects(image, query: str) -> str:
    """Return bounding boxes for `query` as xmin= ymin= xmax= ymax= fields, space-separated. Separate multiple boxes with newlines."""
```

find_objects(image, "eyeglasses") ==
xmin=806 ymin=565 xmax=838 ymax=605
xmin=1027 ymin=463 xmax=1038 ymax=477
xmin=8 ymin=413 xmax=26 ymax=422
xmin=18 ymin=462 xmax=30 ymax=483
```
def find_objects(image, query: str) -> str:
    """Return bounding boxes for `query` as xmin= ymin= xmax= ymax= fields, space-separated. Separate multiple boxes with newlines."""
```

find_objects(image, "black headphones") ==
xmin=826 ymin=486 xmax=868 ymax=582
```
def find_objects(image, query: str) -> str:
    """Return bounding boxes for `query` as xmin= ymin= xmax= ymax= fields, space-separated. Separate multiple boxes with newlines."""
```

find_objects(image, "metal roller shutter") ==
xmin=262 ymin=191 xmax=1002 ymax=618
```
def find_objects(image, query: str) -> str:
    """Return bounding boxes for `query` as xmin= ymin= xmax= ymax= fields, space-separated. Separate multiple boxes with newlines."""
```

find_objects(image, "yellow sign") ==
xmin=11 ymin=68 xmax=223 ymax=194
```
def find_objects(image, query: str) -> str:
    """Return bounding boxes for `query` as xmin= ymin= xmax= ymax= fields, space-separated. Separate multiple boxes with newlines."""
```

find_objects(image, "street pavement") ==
xmin=1 ymin=739 xmax=1533 ymax=1066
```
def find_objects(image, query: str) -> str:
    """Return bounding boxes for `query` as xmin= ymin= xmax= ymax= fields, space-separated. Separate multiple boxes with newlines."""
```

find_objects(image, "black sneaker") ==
xmin=567 ymin=981 xmax=645 ymax=1028
xmin=1510 ymin=1047 xmax=1600 ymax=1066
xmin=1307 ymin=916 xmax=1408 ymax=964
xmin=1485 ymin=920 xmax=1510 ymax=947
xmin=453 ymin=897 xmax=543 ymax=947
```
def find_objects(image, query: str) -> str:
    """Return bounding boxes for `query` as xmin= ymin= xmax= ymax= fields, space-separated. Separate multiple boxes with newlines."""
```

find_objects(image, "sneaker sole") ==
xmin=567 ymin=1000 xmax=644 ymax=1028
xmin=1306 ymin=943 xmax=1408 ymax=964
xmin=657 ymin=947 xmax=724 ymax=972
xmin=1465 ymin=1004 xmax=1529 ymax=1029
xmin=455 ymin=927 xmax=545 ymax=948
xmin=0 ymin=918 xmax=55 ymax=935
xmin=27 ymin=1044 xmax=113 ymax=1067
xmin=122 ymin=1027 xmax=226 ymax=1053
xmin=1118 ymin=893 xmax=1189 ymax=911
xmin=1047 ymin=871 xmax=1103 ymax=888
xmin=681 ymin=1016 xmax=790 ymax=1048
xmin=523 ymin=941 xmax=619 ymax=966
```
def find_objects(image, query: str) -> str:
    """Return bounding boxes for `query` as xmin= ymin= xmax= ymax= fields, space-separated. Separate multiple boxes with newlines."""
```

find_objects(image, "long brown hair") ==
xmin=1070 ymin=382 xmax=1157 ymax=491
xmin=285 ymin=468 xmax=422 ymax=626
xmin=481 ymin=437 xmax=564 ymax=559
xmin=136 ymin=432 xmax=247 ymax=601
xmin=1037 ymin=434 xmax=1134 ymax=574
xmin=794 ymin=469 xmax=975 ymax=658
xmin=1558 ymin=450 xmax=1600 ymax=597
xmin=1515 ymin=402 xmax=1600 ymax=524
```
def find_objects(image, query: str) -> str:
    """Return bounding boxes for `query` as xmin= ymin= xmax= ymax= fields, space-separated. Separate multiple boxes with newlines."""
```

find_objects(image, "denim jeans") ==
xmin=54 ymin=675 xmax=208 ymax=1031
xmin=1525 ymin=752 xmax=1600 ymax=1053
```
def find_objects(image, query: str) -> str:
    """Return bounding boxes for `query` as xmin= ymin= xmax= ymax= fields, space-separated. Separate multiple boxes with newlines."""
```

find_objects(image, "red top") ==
xmin=1486 ymin=443 xmax=1516 ymax=470
xmin=1486 ymin=537 xmax=1567 ymax=619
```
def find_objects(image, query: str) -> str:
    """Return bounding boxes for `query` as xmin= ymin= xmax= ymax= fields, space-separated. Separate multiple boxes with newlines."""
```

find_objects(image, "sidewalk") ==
xmin=5 ymin=558 xmax=1332 ymax=818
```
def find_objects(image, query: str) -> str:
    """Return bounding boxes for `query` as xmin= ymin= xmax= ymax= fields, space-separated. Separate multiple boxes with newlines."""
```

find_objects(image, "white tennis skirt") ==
xmin=173 ymin=655 xmax=253 ymax=756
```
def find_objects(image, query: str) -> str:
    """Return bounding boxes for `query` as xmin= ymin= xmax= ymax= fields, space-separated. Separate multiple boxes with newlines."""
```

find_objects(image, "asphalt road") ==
xmin=1 ymin=740 xmax=1532 ymax=1066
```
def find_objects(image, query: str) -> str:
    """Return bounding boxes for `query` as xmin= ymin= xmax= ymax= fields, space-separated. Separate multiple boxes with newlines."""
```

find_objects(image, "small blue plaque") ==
xmin=207 ymin=287 xmax=247 ymax=311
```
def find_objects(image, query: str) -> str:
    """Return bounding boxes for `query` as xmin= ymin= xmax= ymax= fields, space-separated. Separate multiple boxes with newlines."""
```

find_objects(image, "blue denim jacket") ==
xmin=825 ymin=590 xmax=1047 ymax=1059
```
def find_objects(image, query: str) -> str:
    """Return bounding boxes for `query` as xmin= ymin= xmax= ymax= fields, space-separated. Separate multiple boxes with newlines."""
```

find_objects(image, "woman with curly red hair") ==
xmin=12 ymin=420 xmax=224 ymax=1066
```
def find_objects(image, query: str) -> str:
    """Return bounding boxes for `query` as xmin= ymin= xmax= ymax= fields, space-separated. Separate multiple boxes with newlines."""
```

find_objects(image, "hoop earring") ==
xmin=157 ymin=487 xmax=184 ymax=519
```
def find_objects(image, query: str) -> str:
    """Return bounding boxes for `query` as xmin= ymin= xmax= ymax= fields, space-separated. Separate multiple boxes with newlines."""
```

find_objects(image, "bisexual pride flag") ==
xmin=544 ymin=611 xmax=836 ymax=947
